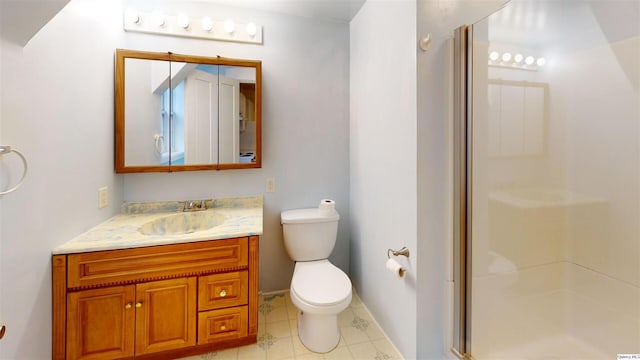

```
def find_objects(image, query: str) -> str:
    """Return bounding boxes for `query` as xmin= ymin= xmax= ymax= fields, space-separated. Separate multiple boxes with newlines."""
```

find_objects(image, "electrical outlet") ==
xmin=266 ymin=178 xmax=275 ymax=193
xmin=98 ymin=187 xmax=108 ymax=208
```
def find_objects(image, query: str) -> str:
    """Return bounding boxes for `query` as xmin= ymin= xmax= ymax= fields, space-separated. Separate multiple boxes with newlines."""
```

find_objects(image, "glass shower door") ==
xmin=468 ymin=1 xmax=640 ymax=358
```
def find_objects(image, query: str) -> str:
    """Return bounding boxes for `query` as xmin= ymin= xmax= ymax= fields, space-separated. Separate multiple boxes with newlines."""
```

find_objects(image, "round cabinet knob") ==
xmin=220 ymin=324 xmax=227 ymax=331
xmin=135 ymin=302 xmax=142 ymax=308
xmin=125 ymin=303 xmax=133 ymax=310
xmin=219 ymin=289 xmax=227 ymax=297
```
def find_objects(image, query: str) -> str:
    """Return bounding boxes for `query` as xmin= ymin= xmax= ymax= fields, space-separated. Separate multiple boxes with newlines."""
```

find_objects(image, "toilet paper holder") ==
xmin=387 ymin=246 xmax=410 ymax=259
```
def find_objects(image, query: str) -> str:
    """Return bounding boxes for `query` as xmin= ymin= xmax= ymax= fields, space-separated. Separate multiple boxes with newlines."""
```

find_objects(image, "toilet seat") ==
xmin=291 ymin=260 xmax=351 ymax=307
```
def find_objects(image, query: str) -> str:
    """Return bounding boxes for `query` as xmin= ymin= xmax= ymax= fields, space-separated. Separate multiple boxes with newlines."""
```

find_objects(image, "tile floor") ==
xmin=180 ymin=290 xmax=403 ymax=360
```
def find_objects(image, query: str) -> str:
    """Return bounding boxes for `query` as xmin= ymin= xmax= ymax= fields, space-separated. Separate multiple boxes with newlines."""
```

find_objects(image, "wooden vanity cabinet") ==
xmin=53 ymin=236 xmax=259 ymax=360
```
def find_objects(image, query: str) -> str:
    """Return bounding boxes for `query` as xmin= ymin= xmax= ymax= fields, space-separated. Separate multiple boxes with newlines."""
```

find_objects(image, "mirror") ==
xmin=115 ymin=49 xmax=262 ymax=173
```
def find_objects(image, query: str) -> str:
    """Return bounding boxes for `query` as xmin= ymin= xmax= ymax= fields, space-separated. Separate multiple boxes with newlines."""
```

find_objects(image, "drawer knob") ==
xmin=125 ymin=303 xmax=132 ymax=310
xmin=135 ymin=302 xmax=142 ymax=308
xmin=219 ymin=289 xmax=227 ymax=297
xmin=220 ymin=324 xmax=227 ymax=331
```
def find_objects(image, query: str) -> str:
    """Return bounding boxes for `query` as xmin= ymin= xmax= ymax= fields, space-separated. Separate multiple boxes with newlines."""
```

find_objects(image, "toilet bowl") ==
xmin=280 ymin=201 xmax=352 ymax=353
xmin=290 ymin=260 xmax=352 ymax=352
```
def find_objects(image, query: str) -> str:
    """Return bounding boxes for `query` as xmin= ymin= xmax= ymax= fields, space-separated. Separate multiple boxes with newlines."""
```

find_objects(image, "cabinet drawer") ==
xmin=67 ymin=238 xmax=248 ymax=289
xmin=198 ymin=271 xmax=248 ymax=311
xmin=198 ymin=306 xmax=248 ymax=344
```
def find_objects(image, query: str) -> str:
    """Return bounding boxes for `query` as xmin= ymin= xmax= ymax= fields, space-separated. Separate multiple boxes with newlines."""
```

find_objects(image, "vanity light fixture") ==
xmin=224 ymin=20 xmax=235 ymax=34
xmin=525 ymin=56 xmax=535 ymax=65
xmin=488 ymin=50 xmax=547 ymax=71
xmin=514 ymin=53 xmax=524 ymax=63
xmin=177 ymin=14 xmax=190 ymax=29
xmin=124 ymin=8 xmax=140 ymax=25
xmin=123 ymin=10 xmax=262 ymax=44
xmin=246 ymin=22 xmax=257 ymax=37
xmin=201 ymin=17 xmax=213 ymax=32
xmin=152 ymin=11 xmax=165 ymax=27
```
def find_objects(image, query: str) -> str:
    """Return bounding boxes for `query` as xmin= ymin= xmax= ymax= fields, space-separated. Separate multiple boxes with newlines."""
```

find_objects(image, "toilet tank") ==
xmin=281 ymin=208 xmax=340 ymax=262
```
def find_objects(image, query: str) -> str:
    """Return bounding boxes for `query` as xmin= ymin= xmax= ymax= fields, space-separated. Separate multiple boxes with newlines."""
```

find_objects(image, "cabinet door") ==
xmin=134 ymin=277 xmax=197 ymax=355
xmin=67 ymin=286 xmax=135 ymax=360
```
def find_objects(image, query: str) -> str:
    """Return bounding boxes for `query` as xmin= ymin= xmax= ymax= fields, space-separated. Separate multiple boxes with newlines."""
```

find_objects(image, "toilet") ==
xmin=281 ymin=201 xmax=352 ymax=353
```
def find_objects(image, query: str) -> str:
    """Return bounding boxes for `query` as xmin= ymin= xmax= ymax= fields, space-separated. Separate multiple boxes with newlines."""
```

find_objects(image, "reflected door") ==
xmin=218 ymin=76 xmax=240 ymax=164
xmin=184 ymin=70 xmax=219 ymax=165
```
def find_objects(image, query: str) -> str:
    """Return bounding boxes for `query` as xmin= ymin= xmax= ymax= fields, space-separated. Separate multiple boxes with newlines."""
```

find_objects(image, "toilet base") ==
xmin=297 ymin=310 xmax=340 ymax=353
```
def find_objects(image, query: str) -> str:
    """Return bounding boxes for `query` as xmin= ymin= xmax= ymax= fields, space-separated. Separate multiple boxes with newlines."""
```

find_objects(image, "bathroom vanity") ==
xmin=51 ymin=197 xmax=262 ymax=360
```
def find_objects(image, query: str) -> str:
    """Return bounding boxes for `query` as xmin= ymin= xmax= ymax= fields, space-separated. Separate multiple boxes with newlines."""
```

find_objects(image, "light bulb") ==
xmin=514 ymin=53 xmax=524 ymax=63
xmin=152 ymin=11 xmax=165 ymax=27
xmin=177 ymin=14 xmax=190 ymax=29
xmin=246 ymin=22 xmax=257 ymax=37
xmin=124 ymin=8 xmax=140 ymax=24
xmin=224 ymin=19 xmax=235 ymax=34
xmin=201 ymin=17 xmax=213 ymax=32
xmin=501 ymin=52 xmax=512 ymax=62
xmin=489 ymin=51 xmax=499 ymax=61
xmin=536 ymin=57 xmax=546 ymax=67
xmin=525 ymin=56 xmax=535 ymax=65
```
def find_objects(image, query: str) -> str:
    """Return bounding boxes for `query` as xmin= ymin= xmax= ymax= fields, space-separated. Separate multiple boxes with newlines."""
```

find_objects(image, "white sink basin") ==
xmin=139 ymin=211 xmax=226 ymax=236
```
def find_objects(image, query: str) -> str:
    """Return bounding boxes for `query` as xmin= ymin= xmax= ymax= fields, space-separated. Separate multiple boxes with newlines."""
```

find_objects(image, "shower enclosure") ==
xmin=454 ymin=1 xmax=640 ymax=358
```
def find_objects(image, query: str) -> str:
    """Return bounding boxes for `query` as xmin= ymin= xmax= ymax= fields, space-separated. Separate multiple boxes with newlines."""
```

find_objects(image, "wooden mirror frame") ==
xmin=115 ymin=49 xmax=262 ymax=173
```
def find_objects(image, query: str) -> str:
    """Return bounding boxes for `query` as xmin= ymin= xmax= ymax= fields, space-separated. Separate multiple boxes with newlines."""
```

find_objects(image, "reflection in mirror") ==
xmin=487 ymin=79 xmax=547 ymax=157
xmin=124 ymin=58 xmax=170 ymax=167
xmin=219 ymin=65 xmax=257 ymax=164
xmin=175 ymin=62 xmax=219 ymax=166
xmin=115 ymin=49 xmax=262 ymax=173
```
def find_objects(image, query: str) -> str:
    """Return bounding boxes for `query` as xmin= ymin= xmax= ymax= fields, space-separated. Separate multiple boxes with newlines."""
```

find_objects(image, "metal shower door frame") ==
xmin=452 ymin=24 xmax=474 ymax=360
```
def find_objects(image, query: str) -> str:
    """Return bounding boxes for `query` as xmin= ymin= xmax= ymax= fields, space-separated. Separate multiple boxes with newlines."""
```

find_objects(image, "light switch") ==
xmin=98 ymin=187 xmax=108 ymax=208
xmin=266 ymin=178 xmax=275 ymax=193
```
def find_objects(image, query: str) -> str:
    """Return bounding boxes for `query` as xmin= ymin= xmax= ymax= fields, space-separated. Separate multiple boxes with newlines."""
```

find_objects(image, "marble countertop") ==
xmin=53 ymin=196 xmax=263 ymax=255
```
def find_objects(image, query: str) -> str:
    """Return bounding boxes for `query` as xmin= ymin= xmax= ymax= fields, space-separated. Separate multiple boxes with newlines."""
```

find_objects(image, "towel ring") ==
xmin=0 ymin=145 xmax=28 ymax=196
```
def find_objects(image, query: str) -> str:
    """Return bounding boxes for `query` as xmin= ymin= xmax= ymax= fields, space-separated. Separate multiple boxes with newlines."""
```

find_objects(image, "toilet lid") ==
xmin=291 ymin=260 xmax=352 ymax=306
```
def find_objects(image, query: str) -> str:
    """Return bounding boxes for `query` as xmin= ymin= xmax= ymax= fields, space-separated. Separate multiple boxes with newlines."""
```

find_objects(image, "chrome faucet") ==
xmin=183 ymin=200 xmax=208 ymax=212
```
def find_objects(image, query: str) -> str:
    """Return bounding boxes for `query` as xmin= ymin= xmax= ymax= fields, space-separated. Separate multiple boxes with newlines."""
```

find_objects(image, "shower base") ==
xmin=484 ymin=334 xmax=609 ymax=360
xmin=471 ymin=261 xmax=639 ymax=359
